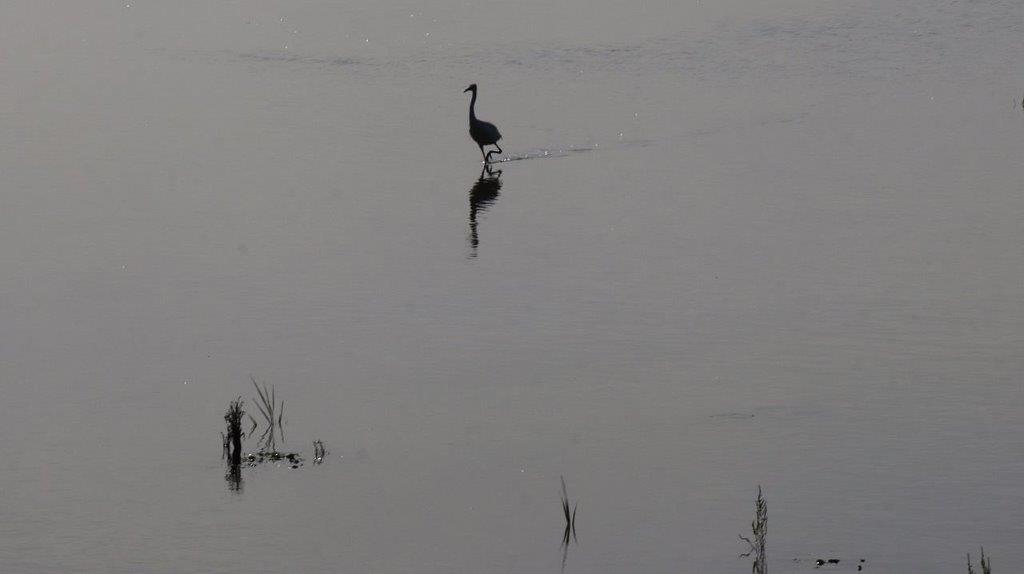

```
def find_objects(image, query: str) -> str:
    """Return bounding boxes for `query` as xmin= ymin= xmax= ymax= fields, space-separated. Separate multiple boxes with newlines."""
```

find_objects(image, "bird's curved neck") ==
xmin=468 ymin=90 xmax=477 ymax=121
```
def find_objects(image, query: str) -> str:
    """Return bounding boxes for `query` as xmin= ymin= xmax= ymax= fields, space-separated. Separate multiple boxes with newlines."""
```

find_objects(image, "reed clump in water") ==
xmin=244 ymin=377 xmax=306 ymax=467
xmin=222 ymin=398 xmax=246 ymax=491
xmin=222 ymin=397 xmax=245 ymax=466
xmin=249 ymin=376 xmax=285 ymax=453
xmin=739 ymin=486 xmax=767 ymax=574
xmin=967 ymin=547 xmax=992 ymax=574
xmin=219 ymin=380 xmax=328 ymax=489
xmin=243 ymin=378 xmax=325 ymax=469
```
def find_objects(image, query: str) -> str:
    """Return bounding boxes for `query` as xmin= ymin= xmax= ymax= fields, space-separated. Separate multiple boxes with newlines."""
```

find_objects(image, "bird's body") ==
xmin=469 ymin=119 xmax=501 ymax=148
xmin=464 ymin=84 xmax=503 ymax=162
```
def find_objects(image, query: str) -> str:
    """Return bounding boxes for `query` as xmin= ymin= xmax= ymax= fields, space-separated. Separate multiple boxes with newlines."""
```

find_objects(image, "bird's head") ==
xmin=464 ymin=83 xmax=477 ymax=93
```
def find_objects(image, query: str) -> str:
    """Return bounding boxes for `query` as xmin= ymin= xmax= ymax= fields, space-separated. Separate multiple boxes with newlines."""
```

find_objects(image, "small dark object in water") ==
xmin=312 ymin=439 xmax=327 ymax=464
xmin=828 ymin=559 xmax=840 ymax=564
xmin=710 ymin=412 xmax=755 ymax=419
xmin=816 ymin=559 xmax=826 ymax=567
xmin=243 ymin=449 xmax=305 ymax=467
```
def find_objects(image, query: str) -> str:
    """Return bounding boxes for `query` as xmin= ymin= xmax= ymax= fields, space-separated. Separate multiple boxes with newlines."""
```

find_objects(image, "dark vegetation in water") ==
xmin=559 ymin=476 xmax=578 ymax=574
xmin=560 ymin=475 xmax=578 ymax=546
xmin=221 ymin=379 xmax=328 ymax=491
xmin=222 ymin=398 xmax=246 ymax=491
xmin=241 ymin=450 xmax=305 ymax=467
xmin=967 ymin=547 xmax=992 ymax=574
xmin=739 ymin=486 xmax=767 ymax=574
xmin=221 ymin=390 xmax=996 ymax=572
xmin=249 ymin=376 xmax=285 ymax=452
xmin=222 ymin=397 xmax=245 ymax=465
xmin=735 ymin=488 xmax=984 ymax=572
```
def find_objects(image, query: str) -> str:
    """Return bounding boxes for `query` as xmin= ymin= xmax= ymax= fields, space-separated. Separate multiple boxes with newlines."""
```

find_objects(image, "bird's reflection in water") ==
xmin=467 ymin=164 xmax=502 ymax=258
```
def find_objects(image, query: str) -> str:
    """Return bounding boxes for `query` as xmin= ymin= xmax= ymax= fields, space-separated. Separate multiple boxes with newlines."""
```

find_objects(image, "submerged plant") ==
xmin=967 ymin=547 xmax=992 ymax=574
xmin=739 ymin=486 xmax=767 ymax=574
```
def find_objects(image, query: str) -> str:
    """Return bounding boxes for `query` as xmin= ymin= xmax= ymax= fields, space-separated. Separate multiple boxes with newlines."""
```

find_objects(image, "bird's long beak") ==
xmin=463 ymin=86 xmax=472 ymax=93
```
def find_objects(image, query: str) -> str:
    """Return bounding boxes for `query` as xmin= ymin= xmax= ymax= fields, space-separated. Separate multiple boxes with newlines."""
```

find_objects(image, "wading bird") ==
xmin=464 ymin=84 xmax=502 ymax=163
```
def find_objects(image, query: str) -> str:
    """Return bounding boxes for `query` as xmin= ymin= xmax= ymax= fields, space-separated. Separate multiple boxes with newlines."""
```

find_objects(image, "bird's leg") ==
xmin=484 ymin=144 xmax=503 ymax=163
xmin=480 ymin=145 xmax=489 ymax=163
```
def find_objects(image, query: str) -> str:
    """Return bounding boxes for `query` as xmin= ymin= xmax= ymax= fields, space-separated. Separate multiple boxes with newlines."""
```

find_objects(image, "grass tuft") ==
xmin=250 ymin=376 xmax=285 ymax=452
xmin=739 ymin=486 xmax=767 ymax=574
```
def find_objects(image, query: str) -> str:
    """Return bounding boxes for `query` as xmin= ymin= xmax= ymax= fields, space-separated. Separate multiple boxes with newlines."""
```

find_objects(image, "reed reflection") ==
xmin=225 ymin=461 xmax=243 ymax=492
xmin=467 ymin=165 xmax=502 ymax=258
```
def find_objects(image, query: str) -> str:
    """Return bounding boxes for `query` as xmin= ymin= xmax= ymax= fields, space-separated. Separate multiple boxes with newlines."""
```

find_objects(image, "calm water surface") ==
xmin=1 ymin=1 xmax=1022 ymax=572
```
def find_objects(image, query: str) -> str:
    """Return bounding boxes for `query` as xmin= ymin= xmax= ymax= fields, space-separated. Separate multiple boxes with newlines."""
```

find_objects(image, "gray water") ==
xmin=1 ymin=1 xmax=1023 ymax=572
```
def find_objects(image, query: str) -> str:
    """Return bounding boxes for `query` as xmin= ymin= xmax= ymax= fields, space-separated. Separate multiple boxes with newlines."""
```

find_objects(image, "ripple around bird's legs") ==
xmin=491 ymin=144 xmax=600 ymax=164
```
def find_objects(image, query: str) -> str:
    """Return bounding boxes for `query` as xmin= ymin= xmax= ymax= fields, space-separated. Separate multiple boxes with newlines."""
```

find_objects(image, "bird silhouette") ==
xmin=464 ymin=84 xmax=503 ymax=163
